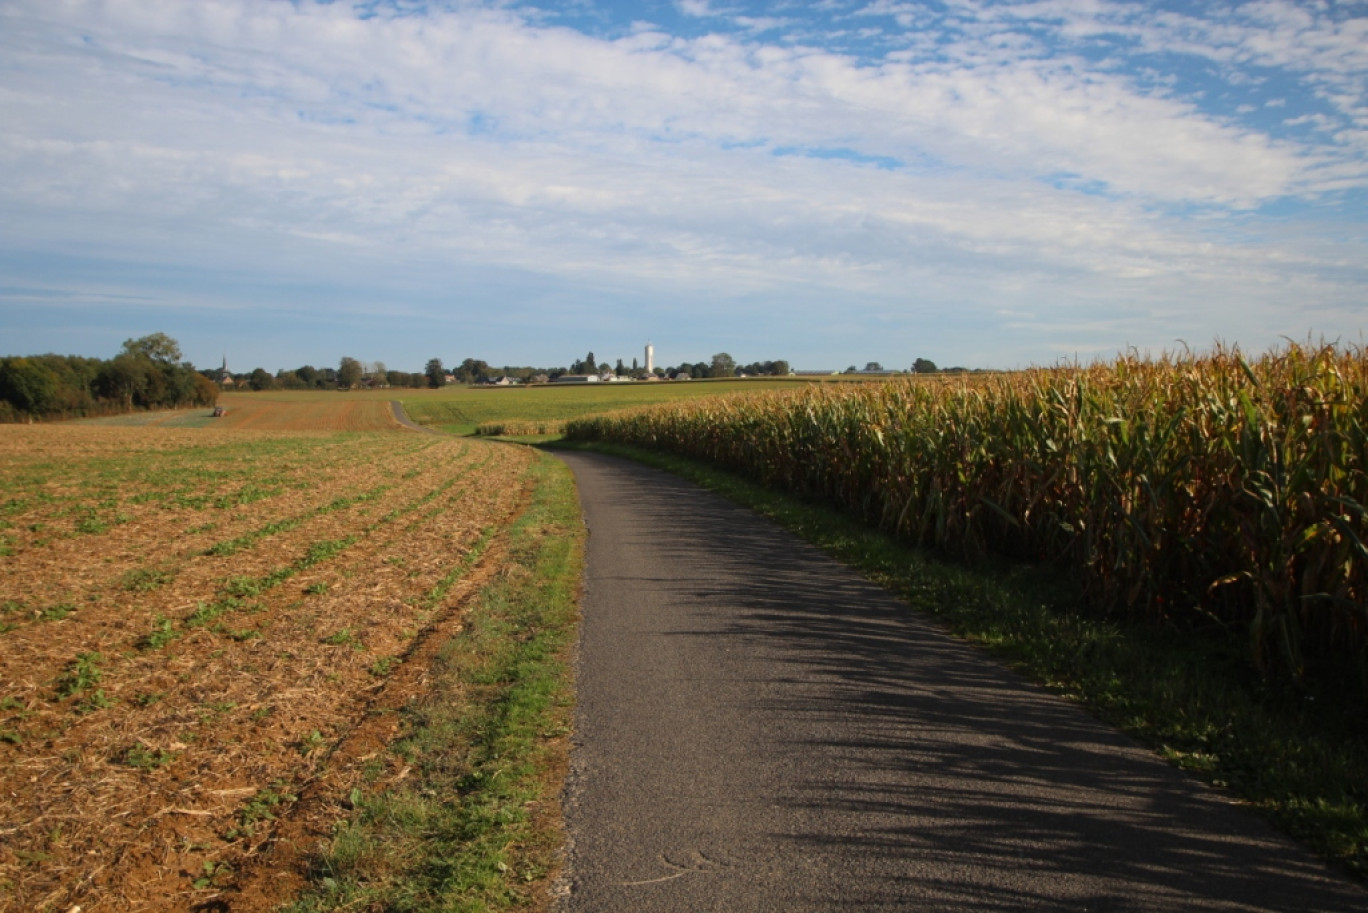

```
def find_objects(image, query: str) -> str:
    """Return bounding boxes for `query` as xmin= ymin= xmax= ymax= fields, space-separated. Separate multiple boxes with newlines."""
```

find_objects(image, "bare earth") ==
xmin=0 ymin=407 xmax=535 ymax=912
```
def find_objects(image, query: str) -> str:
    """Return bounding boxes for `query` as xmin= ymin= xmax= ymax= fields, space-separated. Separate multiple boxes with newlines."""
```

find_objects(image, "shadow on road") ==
xmin=559 ymin=452 xmax=1365 ymax=912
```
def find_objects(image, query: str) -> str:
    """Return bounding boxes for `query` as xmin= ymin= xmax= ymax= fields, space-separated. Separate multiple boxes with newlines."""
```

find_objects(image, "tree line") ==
xmin=4 ymin=332 xmax=944 ymax=423
xmin=0 ymin=333 xmax=218 ymax=423
xmin=247 ymin=359 xmax=431 ymax=391
xmin=418 ymin=352 xmax=794 ymax=387
xmin=217 ymin=350 xmax=809 ymax=394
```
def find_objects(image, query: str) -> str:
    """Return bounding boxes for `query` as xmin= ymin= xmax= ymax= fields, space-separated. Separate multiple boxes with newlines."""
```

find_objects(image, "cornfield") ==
xmin=474 ymin=418 xmax=567 ymax=437
xmin=566 ymin=343 xmax=1368 ymax=688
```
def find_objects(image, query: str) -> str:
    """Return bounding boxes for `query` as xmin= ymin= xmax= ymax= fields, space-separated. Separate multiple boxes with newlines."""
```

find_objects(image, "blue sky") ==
xmin=1 ymin=0 xmax=1365 ymax=374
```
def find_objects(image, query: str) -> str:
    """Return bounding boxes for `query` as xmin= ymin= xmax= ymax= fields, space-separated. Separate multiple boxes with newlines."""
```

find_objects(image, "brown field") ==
xmin=0 ymin=402 xmax=537 ymax=911
xmin=212 ymin=393 xmax=404 ymax=432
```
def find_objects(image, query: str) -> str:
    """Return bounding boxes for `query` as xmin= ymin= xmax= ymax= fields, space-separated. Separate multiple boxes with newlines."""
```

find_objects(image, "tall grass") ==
xmin=566 ymin=342 xmax=1368 ymax=690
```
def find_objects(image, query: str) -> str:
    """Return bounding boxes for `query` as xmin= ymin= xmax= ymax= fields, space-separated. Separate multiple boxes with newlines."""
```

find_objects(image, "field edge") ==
xmin=279 ymin=447 xmax=584 ymax=912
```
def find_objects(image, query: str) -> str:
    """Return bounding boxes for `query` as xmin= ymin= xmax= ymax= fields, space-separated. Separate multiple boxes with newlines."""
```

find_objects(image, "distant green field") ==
xmin=192 ymin=377 xmax=871 ymax=436
xmin=77 ymin=409 xmax=219 ymax=428
xmin=396 ymin=378 xmax=820 ymax=434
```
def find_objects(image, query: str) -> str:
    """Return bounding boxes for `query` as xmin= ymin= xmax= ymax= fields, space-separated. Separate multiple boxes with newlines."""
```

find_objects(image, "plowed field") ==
xmin=212 ymin=395 xmax=403 ymax=432
xmin=0 ymin=406 xmax=539 ymax=911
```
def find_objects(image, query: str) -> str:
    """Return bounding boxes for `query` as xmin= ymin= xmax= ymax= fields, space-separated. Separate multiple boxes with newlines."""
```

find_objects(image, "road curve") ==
xmin=389 ymin=400 xmax=442 ymax=433
xmin=553 ymin=451 xmax=1365 ymax=913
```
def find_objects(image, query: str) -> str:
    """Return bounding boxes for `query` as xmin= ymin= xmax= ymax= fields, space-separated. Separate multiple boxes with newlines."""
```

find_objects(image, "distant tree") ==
xmin=0 ymin=358 xmax=58 ymax=417
xmin=845 ymin=366 xmax=858 ymax=374
xmin=275 ymin=369 xmax=306 ymax=390
xmin=739 ymin=359 xmax=791 ymax=377
xmin=192 ymin=373 xmax=219 ymax=406
xmin=711 ymin=353 xmax=736 ymax=378
xmin=2 ymin=346 xmax=217 ymax=422
xmin=37 ymin=355 xmax=102 ymax=412
xmin=913 ymin=357 xmax=938 ymax=374
xmin=121 ymin=332 xmax=182 ymax=365
xmin=294 ymin=365 xmax=322 ymax=388
xmin=370 ymin=361 xmax=387 ymax=386
xmin=101 ymin=332 xmax=206 ymax=409
xmin=26 ymin=355 xmax=101 ymax=415
xmin=425 ymin=358 xmax=446 ymax=389
xmin=865 ymin=361 xmax=883 ymax=372
xmin=248 ymin=367 xmax=274 ymax=391
xmin=338 ymin=356 xmax=364 ymax=389
xmin=453 ymin=358 xmax=490 ymax=384
xmin=583 ymin=352 xmax=598 ymax=374
xmin=96 ymin=354 xmax=156 ymax=409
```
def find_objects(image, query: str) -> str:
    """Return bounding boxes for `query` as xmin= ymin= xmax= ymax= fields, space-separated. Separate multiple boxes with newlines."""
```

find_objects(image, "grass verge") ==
xmin=549 ymin=439 xmax=1368 ymax=883
xmin=286 ymin=449 xmax=582 ymax=912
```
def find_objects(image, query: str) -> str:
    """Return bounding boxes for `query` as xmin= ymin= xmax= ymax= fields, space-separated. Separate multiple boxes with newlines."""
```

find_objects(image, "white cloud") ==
xmin=0 ymin=0 xmax=1364 ymax=369
xmin=676 ymin=0 xmax=716 ymax=18
xmin=3 ymin=0 xmax=1328 ymax=208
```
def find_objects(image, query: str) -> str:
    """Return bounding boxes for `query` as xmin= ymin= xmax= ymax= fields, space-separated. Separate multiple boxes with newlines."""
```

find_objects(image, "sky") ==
xmin=1 ymin=0 xmax=1366 ymax=374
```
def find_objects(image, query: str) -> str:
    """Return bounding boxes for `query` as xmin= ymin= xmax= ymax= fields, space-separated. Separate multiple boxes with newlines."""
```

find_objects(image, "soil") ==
xmin=0 ymin=409 xmax=536 ymax=912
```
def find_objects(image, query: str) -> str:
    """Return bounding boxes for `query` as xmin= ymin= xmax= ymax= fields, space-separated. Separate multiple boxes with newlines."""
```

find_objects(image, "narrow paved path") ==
xmin=554 ymin=451 xmax=1365 ymax=913
xmin=390 ymin=400 xmax=442 ymax=433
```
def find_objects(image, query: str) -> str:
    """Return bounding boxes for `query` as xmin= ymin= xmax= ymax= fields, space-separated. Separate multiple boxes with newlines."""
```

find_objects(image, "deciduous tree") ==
xmin=425 ymin=358 xmax=446 ymax=389
xmin=338 ymin=357 xmax=364 ymax=389
xmin=121 ymin=332 xmax=183 ymax=365
xmin=0 ymin=358 xmax=58 ymax=416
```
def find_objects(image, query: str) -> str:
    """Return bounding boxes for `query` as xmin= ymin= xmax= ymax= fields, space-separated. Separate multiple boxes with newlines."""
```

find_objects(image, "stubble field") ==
xmin=0 ymin=402 xmax=542 ymax=911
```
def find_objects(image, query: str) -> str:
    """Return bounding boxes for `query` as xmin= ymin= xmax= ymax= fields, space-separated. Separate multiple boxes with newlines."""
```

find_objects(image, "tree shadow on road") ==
xmin=569 ymin=452 xmax=1365 ymax=912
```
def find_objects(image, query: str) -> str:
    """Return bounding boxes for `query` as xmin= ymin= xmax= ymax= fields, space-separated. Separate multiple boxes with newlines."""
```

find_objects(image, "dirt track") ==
xmin=555 ymin=451 xmax=1367 ymax=912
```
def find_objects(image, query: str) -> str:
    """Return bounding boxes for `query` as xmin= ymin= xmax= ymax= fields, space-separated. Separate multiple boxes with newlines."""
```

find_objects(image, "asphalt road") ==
xmin=553 ymin=451 xmax=1366 ymax=913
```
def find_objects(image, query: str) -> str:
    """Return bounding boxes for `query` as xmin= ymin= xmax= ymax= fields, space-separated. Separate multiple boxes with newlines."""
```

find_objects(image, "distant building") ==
xmin=645 ymin=342 xmax=655 ymax=375
xmin=553 ymin=374 xmax=600 ymax=384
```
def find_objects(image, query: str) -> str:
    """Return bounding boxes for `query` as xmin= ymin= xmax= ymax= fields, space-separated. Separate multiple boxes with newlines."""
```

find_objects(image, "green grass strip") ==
xmin=551 ymin=439 xmax=1368 ymax=883
xmin=286 ymin=450 xmax=582 ymax=912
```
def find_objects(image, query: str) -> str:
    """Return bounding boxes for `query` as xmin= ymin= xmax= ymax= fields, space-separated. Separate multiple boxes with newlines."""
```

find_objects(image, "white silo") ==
xmin=645 ymin=342 xmax=655 ymax=374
